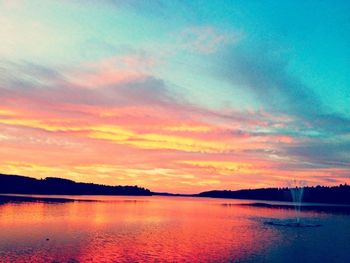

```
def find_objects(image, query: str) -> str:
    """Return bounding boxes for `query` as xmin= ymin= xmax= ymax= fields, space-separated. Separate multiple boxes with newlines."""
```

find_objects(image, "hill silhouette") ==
xmin=198 ymin=185 xmax=350 ymax=204
xmin=2 ymin=173 xmax=350 ymax=205
xmin=0 ymin=173 xmax=151 ymax=196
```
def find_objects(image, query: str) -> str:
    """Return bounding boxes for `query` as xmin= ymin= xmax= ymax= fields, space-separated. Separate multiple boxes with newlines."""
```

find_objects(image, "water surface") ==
xmin=0 ymin=195 xmax=349 ymax=262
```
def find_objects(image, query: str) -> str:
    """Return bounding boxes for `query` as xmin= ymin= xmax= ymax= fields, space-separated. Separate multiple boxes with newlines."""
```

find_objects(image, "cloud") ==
xmin=177 ymin=26 xmax=242 ymax=54
xmin=68 ymin=54 xmax=158 ymax=88
xmin=0 ymin=58 xmax=349 ymax=192
xmin=284 ymin=141 xmax=350 ymax=168
xmin=216 ymin=45 xmax=320 ymax=115
xmin=209 ymin=41 xmax=350 ymax=176
xmin=0 ymin=58 xmax=175 ymax=108
xmin=215 ymin=43 xmax=350 ymax=135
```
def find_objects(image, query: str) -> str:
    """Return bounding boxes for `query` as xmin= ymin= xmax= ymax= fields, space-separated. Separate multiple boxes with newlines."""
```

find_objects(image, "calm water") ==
xmin=0 ymin=196 xmax=350 ymax=263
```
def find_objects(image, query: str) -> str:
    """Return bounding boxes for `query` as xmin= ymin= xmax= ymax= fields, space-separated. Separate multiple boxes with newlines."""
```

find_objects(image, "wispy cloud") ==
xmin=211 ymin=42 xmax=350 ymax=177
xmin=215 ymin=43 xmax=350 ymax=134
xmin=176 ymin=26 xmax=242 ymax=54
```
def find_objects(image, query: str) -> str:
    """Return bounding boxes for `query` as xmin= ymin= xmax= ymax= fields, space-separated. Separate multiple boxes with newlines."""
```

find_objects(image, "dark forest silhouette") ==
xmin=0 ymin=174 xmax=151 ymax=196
xmin=1 ymin=173 xmax=350 ymax=205
xmin=198 ymin=185 xmax=350 ymax=204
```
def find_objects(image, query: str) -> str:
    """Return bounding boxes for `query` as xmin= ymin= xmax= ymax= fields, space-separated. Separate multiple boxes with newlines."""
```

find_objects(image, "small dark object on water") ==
xmin=264 ymin=220 xmax=321 ymax=227
xmin=46 ymin=238 xmax=50 ymax=241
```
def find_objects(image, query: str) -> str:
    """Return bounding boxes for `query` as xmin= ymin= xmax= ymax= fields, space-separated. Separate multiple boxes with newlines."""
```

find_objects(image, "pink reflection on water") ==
xmin=0 ymin=196 xmax=311 ymax=262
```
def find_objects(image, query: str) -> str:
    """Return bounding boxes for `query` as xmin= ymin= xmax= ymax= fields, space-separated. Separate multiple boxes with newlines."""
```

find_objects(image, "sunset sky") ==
xmin=0 ymin=0 xmax=349 ymax=193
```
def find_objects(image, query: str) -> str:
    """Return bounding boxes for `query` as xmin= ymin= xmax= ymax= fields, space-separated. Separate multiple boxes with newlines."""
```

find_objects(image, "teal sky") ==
xmin=2 ymin=0 xmax=348 ymax=111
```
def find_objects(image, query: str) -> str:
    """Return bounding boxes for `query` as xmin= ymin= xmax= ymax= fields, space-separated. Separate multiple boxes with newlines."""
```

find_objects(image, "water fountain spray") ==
xmin=289 ymin=180 xmax=305 ymax=225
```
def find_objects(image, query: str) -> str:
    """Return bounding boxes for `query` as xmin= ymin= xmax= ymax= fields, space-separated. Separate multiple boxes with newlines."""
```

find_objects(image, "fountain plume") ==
xmin=289 ymin=180 xmax=306 ymax=225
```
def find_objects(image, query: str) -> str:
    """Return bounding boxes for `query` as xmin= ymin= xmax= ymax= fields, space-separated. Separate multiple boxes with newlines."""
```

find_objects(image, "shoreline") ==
xmin=2 ymin=193 xmax=350 ymax=215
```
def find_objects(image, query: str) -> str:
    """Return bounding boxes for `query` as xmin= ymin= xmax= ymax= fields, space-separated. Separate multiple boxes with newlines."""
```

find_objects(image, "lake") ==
xmin=0 ymin=195 xmax=350 ymax=262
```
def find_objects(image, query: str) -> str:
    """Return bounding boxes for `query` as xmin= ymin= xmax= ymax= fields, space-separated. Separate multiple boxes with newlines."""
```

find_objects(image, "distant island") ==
xmin=198 ymin=185 xmax=350 ymax=205
xmin=1 ymin=173 xmax=350 ymax=205
xmin=0 ymin=173 xmax=151 ymax=196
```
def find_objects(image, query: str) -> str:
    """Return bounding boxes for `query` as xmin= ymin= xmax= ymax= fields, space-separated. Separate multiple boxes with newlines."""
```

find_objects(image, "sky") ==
xmin=0 ymin=0 xmax=349 ymax=193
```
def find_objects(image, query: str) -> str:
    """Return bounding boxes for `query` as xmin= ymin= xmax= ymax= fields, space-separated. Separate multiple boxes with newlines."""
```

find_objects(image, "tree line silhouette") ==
xmin=0 ymin=174 xmax=151 ymax=196
xmin=198 ymin=184 xmax=350 ymax=204
xmin=2 ymin=173 xmax=350 ymax=204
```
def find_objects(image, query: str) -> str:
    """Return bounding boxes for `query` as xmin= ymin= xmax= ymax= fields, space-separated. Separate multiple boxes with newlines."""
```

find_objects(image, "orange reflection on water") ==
xmin=0 ymin=196 xmax=287 ymax=262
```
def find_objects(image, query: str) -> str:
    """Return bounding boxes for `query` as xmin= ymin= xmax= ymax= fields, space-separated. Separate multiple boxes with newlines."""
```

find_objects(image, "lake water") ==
xmin=0 ymin=195 xmax=350 ymax=262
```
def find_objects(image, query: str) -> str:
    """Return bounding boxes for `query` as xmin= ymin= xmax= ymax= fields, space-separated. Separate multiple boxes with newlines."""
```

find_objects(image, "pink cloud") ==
xmin=68 ymin=54 xmax=158 ymax=88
